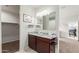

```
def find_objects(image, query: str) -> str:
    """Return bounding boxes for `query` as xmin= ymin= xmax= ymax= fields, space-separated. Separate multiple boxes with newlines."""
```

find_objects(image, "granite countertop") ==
xmin=28 ymin=32 xmax=57 ymax=39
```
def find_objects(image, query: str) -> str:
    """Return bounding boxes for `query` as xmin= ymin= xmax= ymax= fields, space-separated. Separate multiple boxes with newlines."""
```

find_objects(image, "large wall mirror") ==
xmin=36 ymin=11 xmax=56 ymax=31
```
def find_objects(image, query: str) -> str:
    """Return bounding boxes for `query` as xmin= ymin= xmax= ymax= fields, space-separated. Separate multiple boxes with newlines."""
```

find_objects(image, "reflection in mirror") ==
xmin=37 ymin=11 xmax=56 ymax=31
xmin=47 ymin=12 xmax=56 ymax=31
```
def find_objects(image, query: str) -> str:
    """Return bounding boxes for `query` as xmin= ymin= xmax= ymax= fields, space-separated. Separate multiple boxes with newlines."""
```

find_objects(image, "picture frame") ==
xmin=23 ymin=14 xmax=32 ymax=23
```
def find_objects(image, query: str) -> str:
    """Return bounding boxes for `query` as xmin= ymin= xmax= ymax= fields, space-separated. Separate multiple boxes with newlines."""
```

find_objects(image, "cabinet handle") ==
xmin=50 ymin=42 xmax=57 ymax=45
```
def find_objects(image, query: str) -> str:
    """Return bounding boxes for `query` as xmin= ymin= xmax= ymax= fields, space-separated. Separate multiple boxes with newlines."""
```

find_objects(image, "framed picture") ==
xmin=23 ymin=14 xmax=32 ymax=23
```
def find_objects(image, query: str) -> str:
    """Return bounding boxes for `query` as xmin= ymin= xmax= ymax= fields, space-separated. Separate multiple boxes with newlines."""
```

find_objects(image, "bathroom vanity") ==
xmin=28 ymin=32 xmax=57 ymax=53
xmin=28 ymin=6 xmax=58 ymax=53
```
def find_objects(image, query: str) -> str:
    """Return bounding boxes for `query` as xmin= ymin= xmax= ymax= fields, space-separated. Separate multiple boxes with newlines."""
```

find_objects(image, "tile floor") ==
xmin=24 ymin=47 xmax=37 ymax=53
xmin=16 ymin=47 xmax=37 ymax=53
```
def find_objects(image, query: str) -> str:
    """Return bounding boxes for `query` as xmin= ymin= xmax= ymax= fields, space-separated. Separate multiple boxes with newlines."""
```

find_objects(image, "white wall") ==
xmin=59 ymin=5 xmax=79 ymax=40
xmin=20 ymin=5 xmax=36 ymax=51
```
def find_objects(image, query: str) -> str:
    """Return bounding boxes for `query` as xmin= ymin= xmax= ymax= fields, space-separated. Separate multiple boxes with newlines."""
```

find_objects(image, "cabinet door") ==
xmin=36 ymin=37 xmax=50 ymax=53
xmin=28 ymin=35 xmax=36 ymax=50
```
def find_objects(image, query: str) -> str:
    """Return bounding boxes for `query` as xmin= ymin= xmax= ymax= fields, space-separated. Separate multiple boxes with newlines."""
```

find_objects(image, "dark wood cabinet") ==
xmin=28 ymin=34 xmax=36 ymax=50
xmin=36 ymin=37 xmax=50 ymax=53
xmin=28 ymin=34 xmax=57 ymax=53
